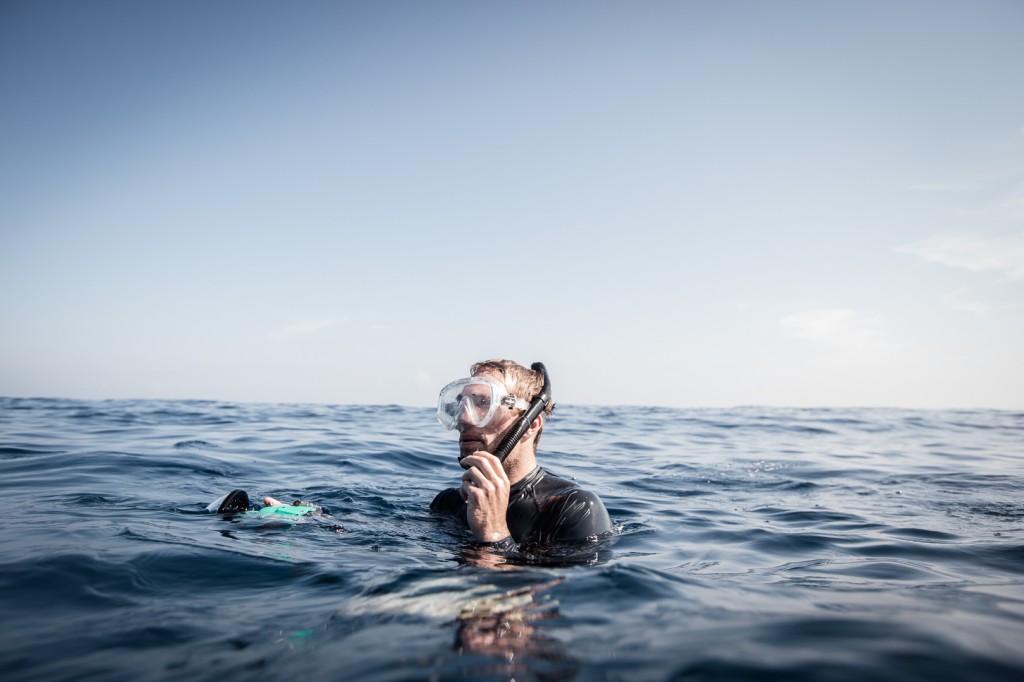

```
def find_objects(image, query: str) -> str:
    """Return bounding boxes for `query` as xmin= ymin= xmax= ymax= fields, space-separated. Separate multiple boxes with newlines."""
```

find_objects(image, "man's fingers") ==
xmin=461 ymin=465 xmax=495 ymax=491
xmin=461 ymin=465 xmax=508 ymax=497
xmin=263 ymin=496 xmax=285 ymax=507
xmin=460 ymin=452 xmax=510 ymax=486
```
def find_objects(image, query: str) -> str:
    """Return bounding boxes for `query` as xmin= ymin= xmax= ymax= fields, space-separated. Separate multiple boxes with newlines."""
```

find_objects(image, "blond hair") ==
xmin=470 ymin=359 xmax=555 ymax=451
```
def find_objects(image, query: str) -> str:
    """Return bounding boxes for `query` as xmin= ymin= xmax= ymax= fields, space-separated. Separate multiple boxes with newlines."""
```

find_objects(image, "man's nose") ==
xmin=455 ymin=399 xmax=474 ymax=426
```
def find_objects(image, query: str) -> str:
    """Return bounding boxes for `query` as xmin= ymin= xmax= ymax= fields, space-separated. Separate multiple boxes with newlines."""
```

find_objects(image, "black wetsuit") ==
xmin=430 ymin=466 xmax=613 ymax=547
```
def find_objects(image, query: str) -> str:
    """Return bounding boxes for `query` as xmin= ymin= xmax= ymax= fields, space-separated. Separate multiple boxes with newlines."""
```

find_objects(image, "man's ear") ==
xmin=528 ymin=413 xmax=544 ymax=433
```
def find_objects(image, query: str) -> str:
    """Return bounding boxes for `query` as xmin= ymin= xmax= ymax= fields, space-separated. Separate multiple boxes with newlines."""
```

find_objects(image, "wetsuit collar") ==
xmin=509 ymin=466 xmax=544 ymax=497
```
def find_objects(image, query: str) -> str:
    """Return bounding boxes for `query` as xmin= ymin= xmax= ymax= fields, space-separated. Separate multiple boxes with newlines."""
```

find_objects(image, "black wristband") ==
xmin=478 ymin=536 xmax=517 ymax=552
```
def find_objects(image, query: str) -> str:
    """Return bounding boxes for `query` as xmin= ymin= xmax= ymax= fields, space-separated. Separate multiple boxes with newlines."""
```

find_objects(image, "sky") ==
xmin=1 ymin=0 xmax=1023 ymax=409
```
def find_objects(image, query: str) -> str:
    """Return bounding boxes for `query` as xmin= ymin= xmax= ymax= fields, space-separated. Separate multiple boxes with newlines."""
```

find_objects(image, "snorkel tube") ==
xmin=491 ymin=362 xmax=552 ymax=463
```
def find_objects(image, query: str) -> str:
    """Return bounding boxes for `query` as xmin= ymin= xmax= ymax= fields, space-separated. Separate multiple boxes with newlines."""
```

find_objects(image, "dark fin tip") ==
xmin=217 ymin=489 xmax=250 ymax=514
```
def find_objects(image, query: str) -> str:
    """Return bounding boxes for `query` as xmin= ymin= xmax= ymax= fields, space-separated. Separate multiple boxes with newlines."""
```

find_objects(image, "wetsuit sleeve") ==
xmin=540 ymin=489 xmax=613 ymax=542
xmin=430 ymin=487 xmax=464 ymax=513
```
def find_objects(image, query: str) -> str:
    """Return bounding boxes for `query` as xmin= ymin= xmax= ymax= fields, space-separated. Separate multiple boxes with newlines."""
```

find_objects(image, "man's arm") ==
xmin=430 ymin=487 xmax=464 ymax=512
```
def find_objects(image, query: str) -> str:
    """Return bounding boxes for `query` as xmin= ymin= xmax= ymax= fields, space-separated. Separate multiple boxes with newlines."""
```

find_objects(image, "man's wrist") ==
xmin=475 ymin=535 xmax=516 ymax=551
xmin=476 ymin=529 xmax=510 ymax=543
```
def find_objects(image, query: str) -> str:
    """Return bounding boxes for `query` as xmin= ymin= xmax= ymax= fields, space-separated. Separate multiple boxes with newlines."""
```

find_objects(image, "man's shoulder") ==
xmin=532 ymin=469 xmax=613 ymax=540
xmin=534 ymin=468 xmax=595 ymax=497
xmin=430 ymin=486 xmax=464 ymax=512
xmin=541 ymin=477 xmax=608 ymax=516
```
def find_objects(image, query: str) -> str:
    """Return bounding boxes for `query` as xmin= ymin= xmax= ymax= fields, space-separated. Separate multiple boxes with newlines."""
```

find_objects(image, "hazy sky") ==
xmin=2 ymin=0 xmax=1022 ymax=409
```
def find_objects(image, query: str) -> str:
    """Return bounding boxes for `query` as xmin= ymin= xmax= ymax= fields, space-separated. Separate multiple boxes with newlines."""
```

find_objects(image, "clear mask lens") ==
xmin=437 ymin=376 xmax=526 ymax=430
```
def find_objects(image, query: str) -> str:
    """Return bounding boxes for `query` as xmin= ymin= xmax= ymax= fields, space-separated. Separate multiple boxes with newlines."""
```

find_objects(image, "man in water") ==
xmin=431 ymin=359 xmax=613 ymax=549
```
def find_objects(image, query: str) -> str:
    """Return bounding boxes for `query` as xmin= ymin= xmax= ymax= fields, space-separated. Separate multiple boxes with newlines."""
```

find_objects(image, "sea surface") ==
xmin=1 ymin=398 xmax=1022 ymax=681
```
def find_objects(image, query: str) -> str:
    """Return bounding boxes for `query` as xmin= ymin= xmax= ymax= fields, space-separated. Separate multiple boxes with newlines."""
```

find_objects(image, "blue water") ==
xmin=1 ymin=398 xmax=1022 ymax=681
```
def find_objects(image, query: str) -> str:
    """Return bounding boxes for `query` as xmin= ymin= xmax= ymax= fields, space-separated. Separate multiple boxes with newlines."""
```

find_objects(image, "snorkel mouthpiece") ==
xmin=491 ymin=362 xmax=552 ymax=463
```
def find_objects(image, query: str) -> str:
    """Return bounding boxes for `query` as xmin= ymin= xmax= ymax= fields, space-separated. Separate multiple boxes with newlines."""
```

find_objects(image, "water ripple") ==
xmin=1 ymin=398 xmax=1023 ymax=681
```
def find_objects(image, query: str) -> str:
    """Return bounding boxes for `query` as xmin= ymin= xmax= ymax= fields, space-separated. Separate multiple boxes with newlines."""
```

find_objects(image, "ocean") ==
xmin=1 ymin=397 xmax=1022 ymax=681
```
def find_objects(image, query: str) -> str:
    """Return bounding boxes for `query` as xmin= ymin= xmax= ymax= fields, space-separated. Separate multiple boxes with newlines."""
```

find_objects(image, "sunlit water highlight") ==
xmin=1 ymin=398 xmax=1022 ymax=681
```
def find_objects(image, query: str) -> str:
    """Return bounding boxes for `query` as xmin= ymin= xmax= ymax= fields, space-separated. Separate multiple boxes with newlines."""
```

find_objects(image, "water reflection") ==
xmin=454 ymin=578 xmax=579 ymax=681
xmin=445 ymin=538 xmax=613 ymax=679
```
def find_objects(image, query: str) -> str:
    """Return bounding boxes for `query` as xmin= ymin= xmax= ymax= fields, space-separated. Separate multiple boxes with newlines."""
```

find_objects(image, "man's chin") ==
xmin=458 ymin=440 xmax=486 ymax=461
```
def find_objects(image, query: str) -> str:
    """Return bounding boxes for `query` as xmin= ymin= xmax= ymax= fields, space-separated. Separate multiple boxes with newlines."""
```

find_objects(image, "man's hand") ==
xmin=459 ymin=451 xmax=512 ymax=543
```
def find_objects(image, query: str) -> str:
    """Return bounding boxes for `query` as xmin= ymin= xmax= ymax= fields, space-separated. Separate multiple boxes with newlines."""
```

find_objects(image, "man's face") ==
xmin=457 ymin=371 xmax=521 ymax=459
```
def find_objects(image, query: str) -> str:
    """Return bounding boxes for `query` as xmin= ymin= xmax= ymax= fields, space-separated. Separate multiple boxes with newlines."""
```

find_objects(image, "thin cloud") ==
xmin=909 ymin=181 xmax=979 ymax=193
xmin=270 ymin=318 xmax=336 ymax=342
xmin=896 ymin=231 xmax=1024 ymax=281
xmin=780 ymin=308 xmax=895 ymax=366
xmin=941 ymin=291 xmax=993 ymax=315
xmin=996 ymin=185 xmax=1024 ymax=222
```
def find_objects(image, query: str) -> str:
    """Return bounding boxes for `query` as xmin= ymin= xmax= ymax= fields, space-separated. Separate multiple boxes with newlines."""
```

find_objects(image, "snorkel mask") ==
xmin=437 ymin=375 xmax=529 ymax=430
xmin=436 ymin=362 xmax=552 ymax=463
